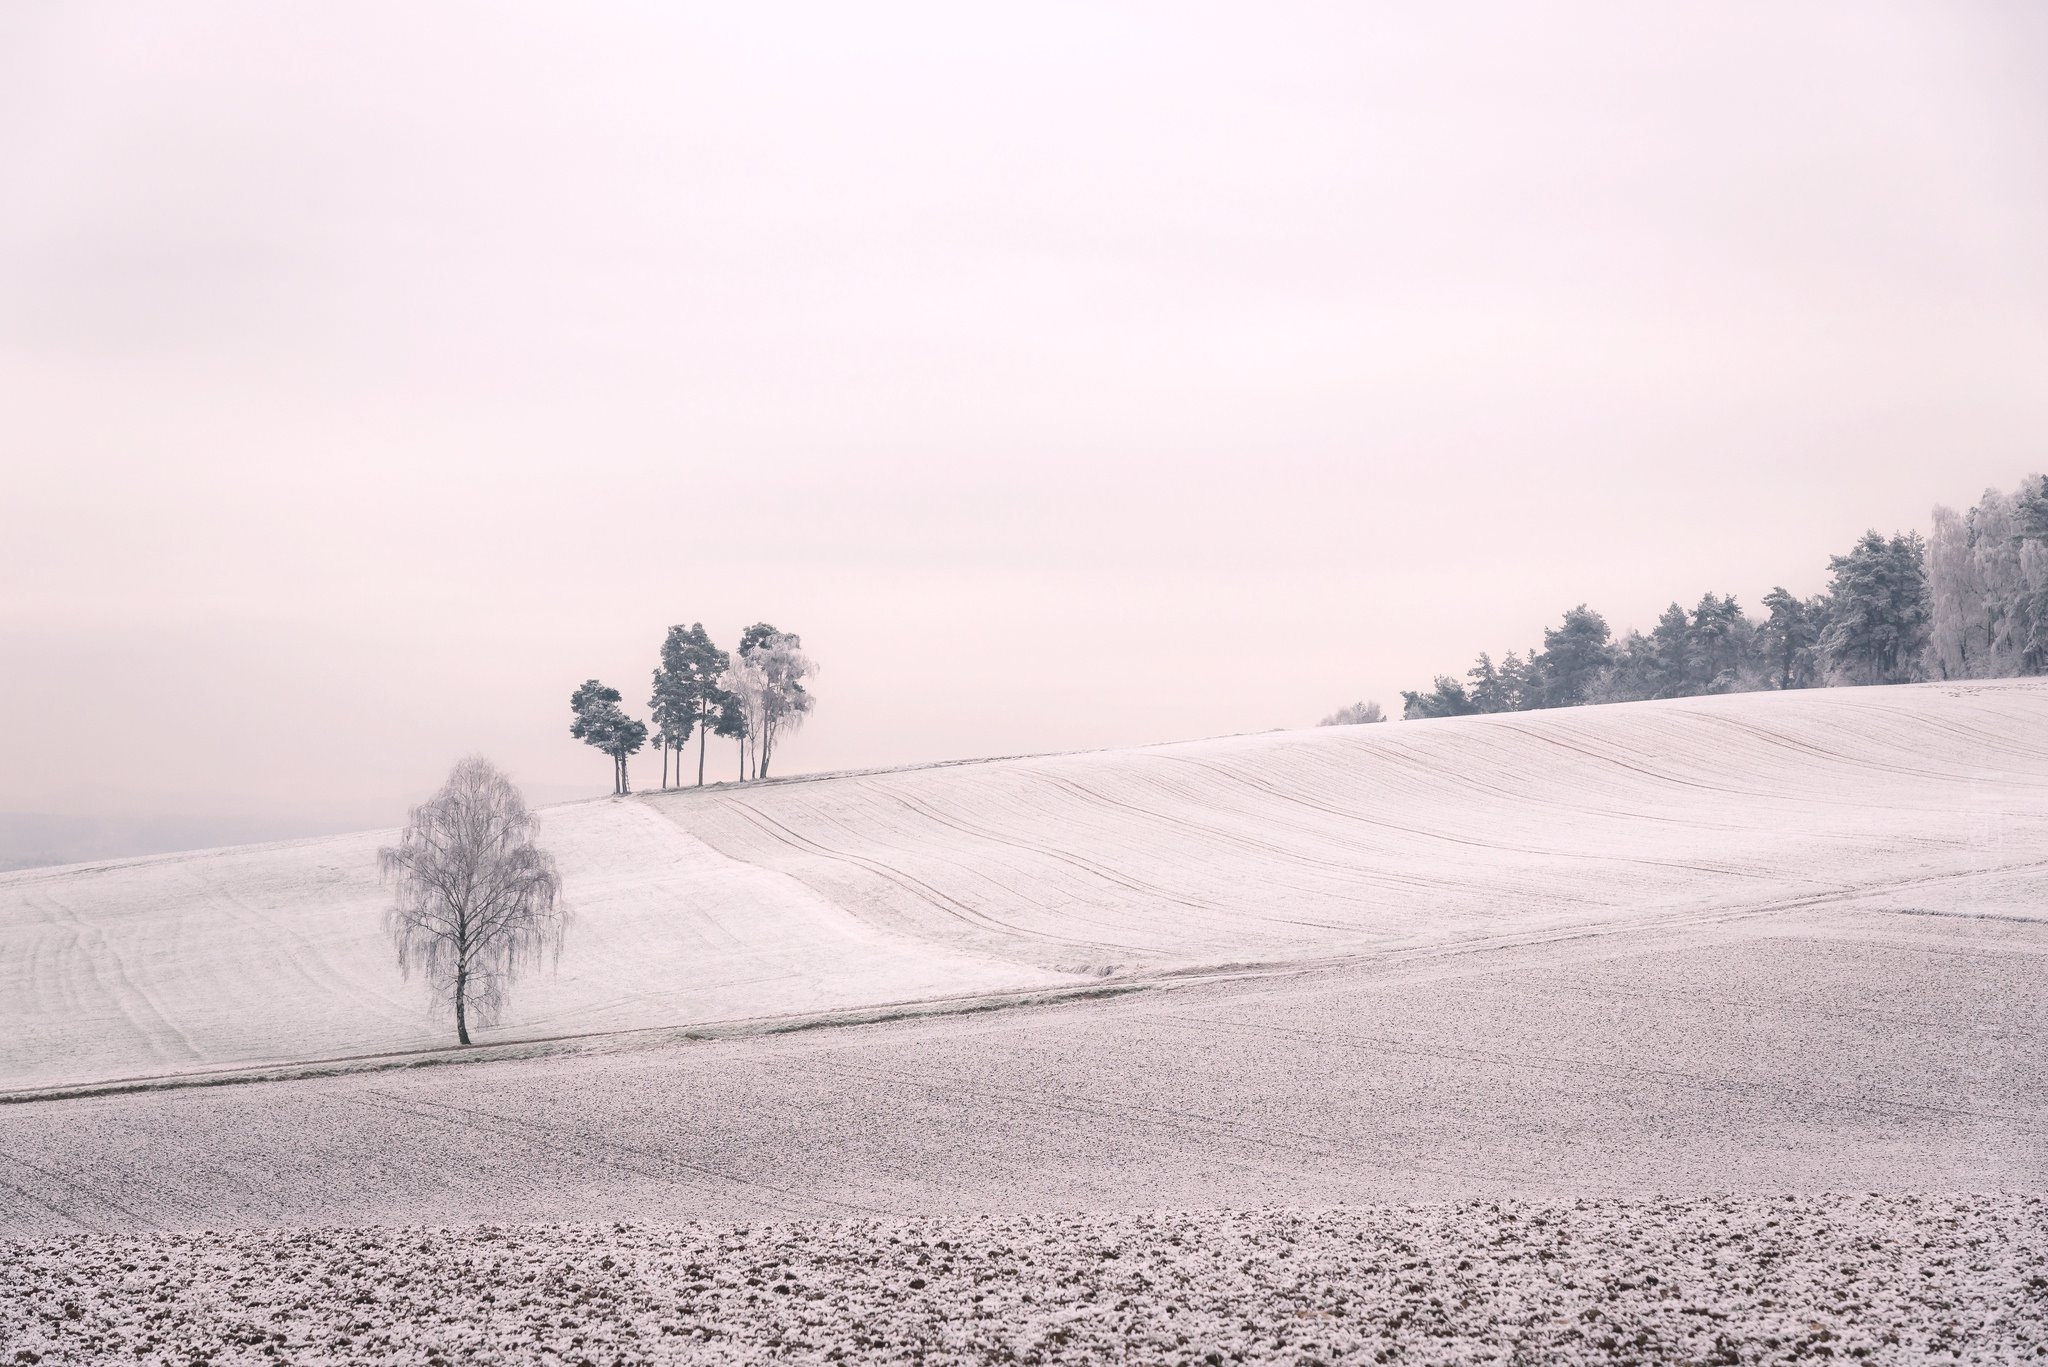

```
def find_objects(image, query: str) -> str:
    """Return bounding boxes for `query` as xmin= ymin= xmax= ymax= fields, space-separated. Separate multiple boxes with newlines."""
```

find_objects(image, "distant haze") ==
xmin=4 ymin=2 xmax=2045 ymax=855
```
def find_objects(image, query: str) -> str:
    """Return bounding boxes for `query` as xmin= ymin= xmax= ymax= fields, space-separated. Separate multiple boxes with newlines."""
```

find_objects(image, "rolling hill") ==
xmin=3 ymin=678 xmax=2044 ymax=1097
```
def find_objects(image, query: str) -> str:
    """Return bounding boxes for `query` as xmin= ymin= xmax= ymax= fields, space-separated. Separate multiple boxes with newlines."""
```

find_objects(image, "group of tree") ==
xmin=569 ymin=622 xmax=816 ymax=793
xmin=1350 ymin=480 xmax=2048 ymax=724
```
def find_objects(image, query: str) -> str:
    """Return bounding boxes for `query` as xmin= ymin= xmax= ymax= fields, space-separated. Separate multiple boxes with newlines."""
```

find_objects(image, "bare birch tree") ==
xmin=722 ymin=652 xmax=768 ymax=779
xmin=379 ymin=756 xmax=567 ymax=1045
xmin=720 ymin=631 xmax=816 ymax=779
xmin=751 ymin=631 xmax=815 ymax=779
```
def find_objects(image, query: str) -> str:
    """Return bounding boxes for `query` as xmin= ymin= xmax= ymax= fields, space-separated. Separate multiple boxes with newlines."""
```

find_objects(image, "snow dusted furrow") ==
xmin=3 ymin=679 xmax=2044 ymax=1093
xmin=663 ymin=680 xmax=2048 ymax=973
xmin=0 ymin=804 xmax=1066 ymax=1093
xmin=3 ymin=904 xmax=2041 ymax=1238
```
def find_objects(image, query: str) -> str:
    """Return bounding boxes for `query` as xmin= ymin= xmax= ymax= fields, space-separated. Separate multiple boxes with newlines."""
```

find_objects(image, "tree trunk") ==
xmin=661 ymin=743 xmax=669 ymax=790
xmin=620 ymin=751 xmax=631 ymax=795
xmin=698 ymin=718 xmax=707 ymax=786
xmin=759 ymin=733 xmax=772 ymax=780
xmin=454 ymin=966 xmax=471 ymax=1046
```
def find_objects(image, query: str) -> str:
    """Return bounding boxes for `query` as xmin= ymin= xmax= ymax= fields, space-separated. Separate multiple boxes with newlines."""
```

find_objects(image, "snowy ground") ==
xmin=2 ymin=902 xmax=2040 ymax=1237
xmin=3 ymin=682 xmax=2045 ymax=1361
xmin=4 ymin=678 xmax=2045 ymax=1094
xmin=3 ymin=1197 xmax=2041 ymax=1365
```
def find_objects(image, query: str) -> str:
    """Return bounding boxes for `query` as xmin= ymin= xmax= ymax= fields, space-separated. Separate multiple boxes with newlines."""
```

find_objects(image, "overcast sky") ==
xmin=3 ymin=1 xmax=2045 ymax=845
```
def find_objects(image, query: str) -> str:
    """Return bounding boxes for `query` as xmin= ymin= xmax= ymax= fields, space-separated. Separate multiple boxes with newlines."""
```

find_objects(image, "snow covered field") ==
xmin=1 ymin=899 xmax=2041 ymax=1237
xmin=3 ymin=681 xmax=2046 ymax=1361
xmin=4 ymin=679 xmax=2044 ymax=1095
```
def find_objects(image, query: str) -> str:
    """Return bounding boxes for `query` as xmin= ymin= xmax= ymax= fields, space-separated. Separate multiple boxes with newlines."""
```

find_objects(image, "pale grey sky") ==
xmin=3 ymin=2 xmax=2045 ymax=844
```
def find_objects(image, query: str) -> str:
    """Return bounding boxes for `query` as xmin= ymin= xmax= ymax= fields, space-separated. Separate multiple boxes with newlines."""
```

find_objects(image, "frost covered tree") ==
xmin=1758 ymin=587 xmax=1823 ymax=689
xmin=1928 ymin=478 xmax=2048 ymax=678
xmin=2009 ymin=478 xmax=2048 ymax=673
xmin=380 ymin=756 xmax=566 ymax=1046
xmin=1927 ymin=504 xmax=1990 ymax=679
xmin=1602 ymin=629 xmax=1657 ymax=703
xmin=1817 ymin=531 xmax=1929 ymax=685
xmin=723 ymin=653 xmax=765 ymax=779
xmin=569 ymin=679 xmax=648 ymax=794
xmin=1687 ymin=593 xmax=1750 ymax=693
xmin=726 ymin=628 xmax=816 ymax=779
xmin=1318 ymin=700 xmax=1385 ymax=725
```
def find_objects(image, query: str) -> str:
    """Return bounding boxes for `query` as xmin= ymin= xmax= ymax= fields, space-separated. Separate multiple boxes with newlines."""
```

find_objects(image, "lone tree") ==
xmin=569 ymin=679 xmax=648 ymax=794
xmin=380 ymin=756 xmax=566 ymax=1046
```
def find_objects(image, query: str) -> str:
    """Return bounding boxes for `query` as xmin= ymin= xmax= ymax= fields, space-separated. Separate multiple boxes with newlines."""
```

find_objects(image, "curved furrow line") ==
xmin=871 ymin=783 xmax=1223 ymax=918
xmin=1689 ymin=712 xmax=2048 ymax=793
xmin=722 ymin=797 xmax=1141 ymax=954
xmin=1152 ymin=751 xmax=1829 ymax=889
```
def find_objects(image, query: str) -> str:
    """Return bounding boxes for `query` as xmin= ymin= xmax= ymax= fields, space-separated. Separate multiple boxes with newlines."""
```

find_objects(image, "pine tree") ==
xmin=1467 ymin=653 xmax=1512 ymax=713
xmin=1646 ymin=603 xmax=1693 ymax=698
xmin=569 ymin=679 xmax=648 ymax=794
xmin=1400 ymin=676 xmax=1479 ymax=719
xmin=1759 ymin=587 xmax=1821 ymax=689
xmin=1817 ymin=532 xmax=1930 ymax=684
xmin=1530 ymin=605 xmax=1613 ymax=709
xmin=1686 ymin=593 xmax=1749 ymax=693
xmin=651 ymin=623 xmax=739 ymax=788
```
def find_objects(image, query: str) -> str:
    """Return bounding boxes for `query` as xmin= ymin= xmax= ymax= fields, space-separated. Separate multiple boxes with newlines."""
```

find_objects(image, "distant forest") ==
xmin=1327 ymin=475 xmax=2048 ymax=725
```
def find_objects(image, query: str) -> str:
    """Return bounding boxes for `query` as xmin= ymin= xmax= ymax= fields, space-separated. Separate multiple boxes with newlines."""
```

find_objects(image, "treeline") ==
xmin=1381 ymin=475 xmax=2046 ymax=722
xmin=568 ymin=622 xmax=816 ymax=794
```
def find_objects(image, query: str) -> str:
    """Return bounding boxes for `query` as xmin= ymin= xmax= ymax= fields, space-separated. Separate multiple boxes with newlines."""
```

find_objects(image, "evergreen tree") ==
xmin=1817 ymin=532 xmax=1930 ymax=684
xmin=1401 ymin=676 xmax=1479 ymax=720
xmin=1646 ymin=603 xmax=1693 ymax=698
xmin=1686 ymin=593 xmax=1749 ymax=693
xmin=1604 ymin=629 xmax=1657 ymax=703
xmin=738 ymin=621 xmax=782 ymax=657
xmin=1498 ymin=652 xmax=1533 ymax=711
xmin=1530 ymin=605 xmax=1613 ymax=708
xmin=569 ymin=679 xmax=648 ymax=794
xmin=1467 ymin=653 xmax=1513 ymax=713
xmin=1759 ymin=587 xmax=1821 ymax=688
xmin=651 ymin=623 xmax=739 ymax=787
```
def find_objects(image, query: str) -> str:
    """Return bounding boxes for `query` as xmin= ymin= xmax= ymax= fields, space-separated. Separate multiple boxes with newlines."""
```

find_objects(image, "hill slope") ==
xmin=3 ymin=679 xmax=2044 ymax=1093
